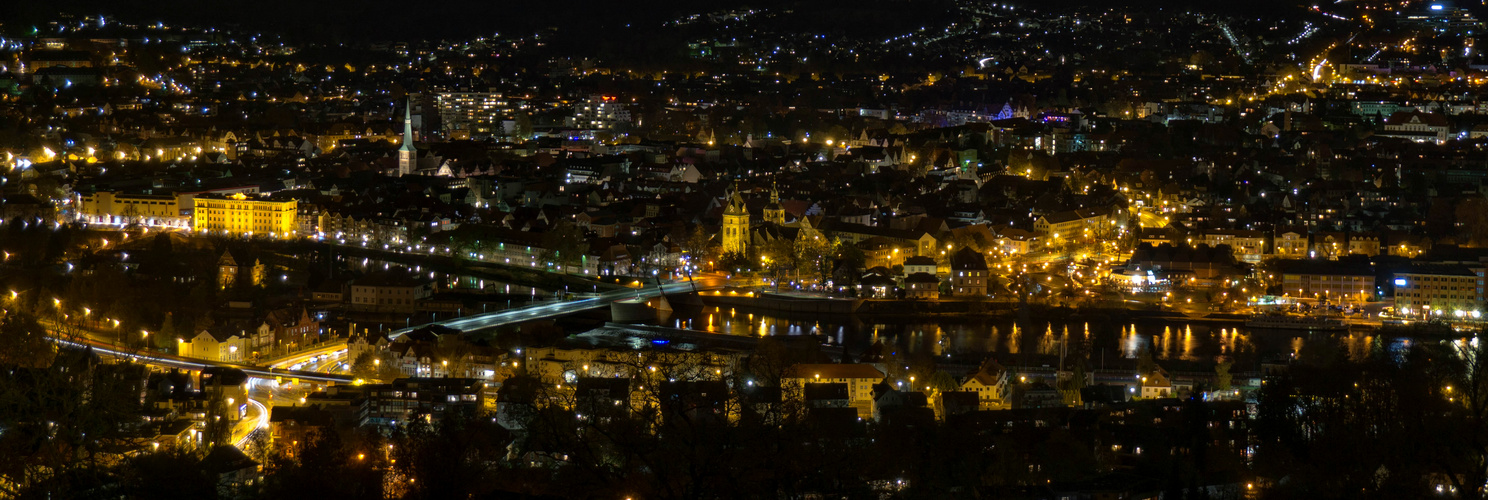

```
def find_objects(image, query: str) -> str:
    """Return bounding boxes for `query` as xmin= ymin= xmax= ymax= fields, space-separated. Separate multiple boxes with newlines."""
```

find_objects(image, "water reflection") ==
xmin=665 ymin=306 xmax=1353 ymax=364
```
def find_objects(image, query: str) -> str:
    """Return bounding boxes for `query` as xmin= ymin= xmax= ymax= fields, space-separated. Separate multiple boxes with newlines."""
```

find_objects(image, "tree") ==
xmin=1214 ymin=359 xmax=1232 ymax=391
xmin=1456 ymin=197 xmax=1488 ymax=246
xmin=0 ymin=312 xmax=56 ymax=368
xmin=541 ymin=220 xmax=590 ymax=274
xmin=349 ymin=351 xmax=404 ymax=382
xmin=154 ymin=313 xmax=177 ymax=351
xmin=202 ymin=393 xmax=233 ymax=449
xmin=718 ymin=250 xmax=750 ymax=272
xmin=682 ymin=224 xmax=714 ymax=269
xmin=1136 ymin=343 xmax=1157 ymax=376
xmin=260 ymin=428 xmax=387 ymax=499
xmin=928 ymin=370 xmax=959 ymax=394
xmin=512 ymin=112 xmax=534 ymax=140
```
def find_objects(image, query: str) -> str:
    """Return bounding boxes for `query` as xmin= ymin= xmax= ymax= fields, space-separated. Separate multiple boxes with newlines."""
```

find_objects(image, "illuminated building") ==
xmin=782 ymin=364 xmax=885 ymax=418
xmin=435 ymin=91 xmax=514 ymax=139
xmin=762 ymin=183 xmax=785 ymax=225
xmin=1393 ymin=265 xmax=1484 ymax=318
xmin=192 ymin=193 xmax=298 ymax=238
xmin=721 ymin=184 xmax=749 ymax=255
xmin=951 ymin=247 xmax=989 ymax=296
xmin=1275 ymin=260 xmax=1375 ymax=304
xmin=573 ymin=95 xmax=631 ymax=130
xmin=76 ymin=191 xmax=188 ymax=227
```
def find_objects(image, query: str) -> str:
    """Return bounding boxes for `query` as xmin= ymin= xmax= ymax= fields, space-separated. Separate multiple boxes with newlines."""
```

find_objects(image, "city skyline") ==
xmin=2 ymin=0 xmax=1488 ymax=497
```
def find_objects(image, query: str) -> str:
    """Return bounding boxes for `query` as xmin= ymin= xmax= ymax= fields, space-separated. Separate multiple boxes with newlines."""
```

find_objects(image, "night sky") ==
xmin=2 ymin=0 xmax=1305 ymax=42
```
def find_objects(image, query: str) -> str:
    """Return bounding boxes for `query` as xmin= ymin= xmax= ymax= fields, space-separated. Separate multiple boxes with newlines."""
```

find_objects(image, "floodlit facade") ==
xmin=76 ymin=191 xmax=188 ymax=227
xmin=192 ymin=193 xmax=297 ymax=238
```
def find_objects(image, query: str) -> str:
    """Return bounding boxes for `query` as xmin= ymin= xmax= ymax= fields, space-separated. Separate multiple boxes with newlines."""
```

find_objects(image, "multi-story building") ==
xmin=1379 ymin=111 xmax=1449 ymax=144
xmin=1394 ymin=265 xmax=1483 ymax=318
xmin=1276 ymin=260 xmax=1376 ymax=304
xmin=951 ymin=247 xmax=989 ymax=296
xmin=783 ymin=363 xmax=885 ymax=418
xmin=362 ymin=377 xmax=484 ymax=426
xmin=523 ymin=329 xmax=743 ymax=385
xmin=435 ymin=90 xmax=515 ymax=139
xmin=1272 ymin=228 xmax=1309 ymax=258
xmin=1314 ymin=232 xmax=1380 ymax=259
xmin=347 ymin=270 xmax=434 ymax=314
xmin=192 ymin=193 xmax=297 ymax=238
xmin=76 ymin=191 xmax=188 ymax=227
xmin=1201 ymin=229 xmax=1267 ymax=263
xmin=1034 ymin=206 xmax=1121 ymax=239
xmin=573 ymin=95 xmax=632 ymax=130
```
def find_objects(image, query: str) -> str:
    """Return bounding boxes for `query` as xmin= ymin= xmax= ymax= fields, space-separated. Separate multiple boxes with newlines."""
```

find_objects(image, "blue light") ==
xmin=650 ymin=339 xmax=670 ymax=345
xmin=1431 ymin=4 xmax=1444 ymax=10
xmin=1394 ymin=278 xmax=1407 ymax=287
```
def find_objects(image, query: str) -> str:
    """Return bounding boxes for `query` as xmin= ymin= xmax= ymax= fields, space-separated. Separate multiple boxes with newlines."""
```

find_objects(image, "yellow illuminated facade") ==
xmin=193 ymin=193 xmax=298 ymax=238
xmin=76 ymin=191 xmax=188 ymax=226
xmin=721 ymin=184 xmax=749 ymax=255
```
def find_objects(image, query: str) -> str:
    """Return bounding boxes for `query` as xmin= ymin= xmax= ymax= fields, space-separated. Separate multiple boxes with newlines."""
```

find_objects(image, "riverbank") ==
xmin=697 ymin=292 xmax=1260 ymax=324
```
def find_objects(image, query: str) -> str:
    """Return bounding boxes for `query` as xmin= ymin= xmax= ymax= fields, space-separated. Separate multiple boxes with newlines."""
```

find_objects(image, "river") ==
xmin=652 ymin=305 xmax=1401 ymax=370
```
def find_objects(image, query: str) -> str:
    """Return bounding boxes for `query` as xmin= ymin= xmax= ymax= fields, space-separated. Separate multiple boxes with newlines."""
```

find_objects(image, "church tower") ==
xmin=397 ymin=97 xmax=416 ymax=176
xmin=721 ymin=183 xmax=750 ymax=255
xmin=763 ymin=182 xmax=785 ymax=225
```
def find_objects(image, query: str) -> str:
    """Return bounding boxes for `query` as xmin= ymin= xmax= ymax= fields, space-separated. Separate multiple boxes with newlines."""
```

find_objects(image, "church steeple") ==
xmin=397 ymin=97 xmax=416 ymax=176
xmin=763 ymin=181 xmax=785 ymax=225
xmin=721 ymin=182 xmax=750 ymax=256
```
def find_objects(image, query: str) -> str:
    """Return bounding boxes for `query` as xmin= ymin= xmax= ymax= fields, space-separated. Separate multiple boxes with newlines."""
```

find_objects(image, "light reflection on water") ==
xmin=663 ymin=306 xmax=1398 ymax=364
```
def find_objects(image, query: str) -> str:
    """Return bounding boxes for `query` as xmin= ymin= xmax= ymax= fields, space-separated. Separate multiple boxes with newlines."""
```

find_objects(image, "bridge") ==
xmin=49 ymin=335 xmax=355 ymax=384
xmin=390 ymin=276 xmax=728 ymax=338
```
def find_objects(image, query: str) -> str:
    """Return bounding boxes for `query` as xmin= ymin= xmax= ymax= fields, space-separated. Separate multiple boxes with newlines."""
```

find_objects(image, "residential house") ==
xmin=784 ymin=364 xmax=885 ymax=419
xmin=951 ymin=247 xmax=990 ymax=296
xmin=960 ymin=362 xmax=1010 ymax=410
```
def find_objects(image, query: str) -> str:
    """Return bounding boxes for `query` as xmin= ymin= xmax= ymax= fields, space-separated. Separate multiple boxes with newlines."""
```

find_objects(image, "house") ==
xmin=783 ymin=363 xmax=886 ymax=418
xmin=1200 ymin=230 xmax=1267 ymax=263
xmin=269 ymin=406 xmax=335 ymax=451
xmin=960 ymin=362 xmax=1010 ymax=409
xmin=181 ymin=325 xmax=253 ymax=362
xmin=574 ymin=377 xmax=634 ymax=420
xmin=859 ymin=268 xmax=899 ymax=298
xmin=1137 ymin=227 xmax=1174 ymax=246
xmin=1140 ymin=369 xmax=1174 ymax=399
xmin=261 ymin=307 xmax=321 ymax=353
xmin=902 ymin=255 xmax=938 ymax=276
xmin=348 ymin=269 xmax=434 ymax=313
xmin=995 ymin=228 xmax=1041 ymax=255
xmin=1012 ymin=380 xmax=1066 ymax=409
xmin=200 ymin=367 xmax=249 ymax=423
xmin=950 ymin=247 xmax=989 ymax=297
xmin=199 ymin=445 xmax=261 ymax=497
xmin=905 ymin=272 xmax=941 ymax=299
xmin=870 ymin=384 xmax=929 ymax=421
xmin=939 ymin=391 xmax=982 ymax=418
xmin=347 ymin=332 xmax=391 ymax=365
xmin=803 ymin=383 xmax=851 ymax=409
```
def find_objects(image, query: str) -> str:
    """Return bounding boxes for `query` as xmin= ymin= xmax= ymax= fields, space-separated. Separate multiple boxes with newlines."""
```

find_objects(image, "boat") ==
xmin=1244 ymin=314 xmax=1349 ymax=332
